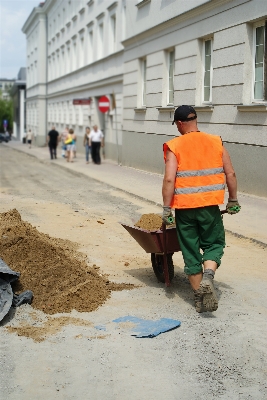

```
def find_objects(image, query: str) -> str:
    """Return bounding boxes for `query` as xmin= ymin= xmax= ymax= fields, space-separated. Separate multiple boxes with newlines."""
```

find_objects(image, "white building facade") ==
xmin=23 ymin=0 xmax=125 ymax=155
xmin=23 ymin=0 xmax=267 ymax=196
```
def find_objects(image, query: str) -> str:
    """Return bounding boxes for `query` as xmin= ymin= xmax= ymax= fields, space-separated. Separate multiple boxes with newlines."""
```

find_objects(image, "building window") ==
xmin=61 ymin=48 xmax=65 ymax=75
xmin=168 ymin=50 xmax=174 ymax=104
xmin=110 ymin=14 xmax=116 ymax=53
xmin=66 ymin=45 xmax=71 ymax=74
xmin=88 ymin=29 xmax=93 ymax=64
xmin=79 ymin=105 xmax=83 ymax=125
xmin=122 ymin=2 xmax=126 ymax=40
xmin=57 ymin=51 xmax=60 ymax=78
xmin=79 ymin=36 xmax=84 ymax=68
xmin=203 ymin=39 xmax=212 ymax=103
xmin=254 ymin=24 xmax=266 ymax=100
xmin=142 ymin=58 xmax=147 ymax=106
xmin=98 ymin=22 xmax=104 ymax=59
xmin=72 ymin=41 xmax=77 ymax=71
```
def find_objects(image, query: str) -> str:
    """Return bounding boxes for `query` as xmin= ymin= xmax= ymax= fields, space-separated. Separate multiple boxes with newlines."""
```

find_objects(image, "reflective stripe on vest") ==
xmin=174 ymin=183 xmax=225 ymax=195
xmin=176 ymin=167 xmax=224 ymax=178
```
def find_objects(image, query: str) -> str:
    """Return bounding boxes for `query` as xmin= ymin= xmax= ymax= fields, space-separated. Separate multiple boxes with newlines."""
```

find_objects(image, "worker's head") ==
xmin=86 ymin=126 xmax=90 ymax=133
xmin=172 ymin=105 xmax=197 ymax=135
xmin=69 ymin=129 xmax=74 ymax=134
xmin=93 ymin=125 xmax=98 ymax=131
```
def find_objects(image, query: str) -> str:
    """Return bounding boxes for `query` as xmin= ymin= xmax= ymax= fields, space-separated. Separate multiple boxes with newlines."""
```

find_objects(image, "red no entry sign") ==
xmin=98 ymin=96 xmax=110 ymax=113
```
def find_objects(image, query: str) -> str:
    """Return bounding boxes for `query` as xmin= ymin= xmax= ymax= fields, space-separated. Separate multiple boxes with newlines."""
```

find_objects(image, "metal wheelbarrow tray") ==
xmin=120 ymin=223 xmax=180 ymax=287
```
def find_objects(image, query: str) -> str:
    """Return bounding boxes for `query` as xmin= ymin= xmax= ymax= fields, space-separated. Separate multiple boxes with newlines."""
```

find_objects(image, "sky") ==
xmin=0 ymin=0 xmax=38 ymax=79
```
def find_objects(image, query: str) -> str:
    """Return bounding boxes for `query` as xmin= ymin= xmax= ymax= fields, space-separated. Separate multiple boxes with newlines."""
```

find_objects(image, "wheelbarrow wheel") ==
xmin=151 ymin=253 xmax=174 ymax=283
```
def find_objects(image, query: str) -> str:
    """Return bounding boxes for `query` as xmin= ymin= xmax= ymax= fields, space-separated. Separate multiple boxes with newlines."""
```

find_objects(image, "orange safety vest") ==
xmin=163 ymin=131 xmax=225 ymax=209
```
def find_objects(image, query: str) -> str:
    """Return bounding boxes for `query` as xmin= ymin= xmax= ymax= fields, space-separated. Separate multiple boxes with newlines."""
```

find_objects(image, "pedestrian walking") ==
xmin=47 ymin=126 xmax=59 ymax=159
xmin=26 ymin=129 xmax=33 ymax=148
xmin=89 ymin=125 xmax=104 ymax=164
xmin=73 ymin=135 xmax=77 ymax=159
xmin=60 ymin=127 xmax=69 ymax=158
xmin=162 ymin=105 xmax=241 ymax=313
xmin=65 ymin=129 xmax=76 ymax=163
xmin=83 ymin=126 xmax=91 ymax=164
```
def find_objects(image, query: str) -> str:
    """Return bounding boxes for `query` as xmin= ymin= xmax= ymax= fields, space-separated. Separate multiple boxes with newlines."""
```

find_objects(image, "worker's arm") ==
xmin=222 ymin=147 xmax=237 ymax=199
xmin=162 ymin=149 xmax=177 ymax=206
xmin=223 ymin=146 xmax=241 ymax=214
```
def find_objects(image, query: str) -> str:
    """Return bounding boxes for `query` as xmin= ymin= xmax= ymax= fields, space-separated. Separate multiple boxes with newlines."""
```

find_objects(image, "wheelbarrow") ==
xmin=120 ymin=222 xmax=179 ymax=287
xmin=121 ymin=210 xmax=228 ymax=287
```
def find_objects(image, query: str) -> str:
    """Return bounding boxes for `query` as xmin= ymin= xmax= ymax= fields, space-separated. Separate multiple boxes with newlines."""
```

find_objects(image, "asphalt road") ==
xmin=0 ymin=146 xmax=267 ymax=400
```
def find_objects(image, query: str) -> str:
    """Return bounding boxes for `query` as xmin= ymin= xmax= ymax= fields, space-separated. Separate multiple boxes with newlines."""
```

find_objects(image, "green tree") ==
xmin=0 ymin=90 xmax=13 ymax=132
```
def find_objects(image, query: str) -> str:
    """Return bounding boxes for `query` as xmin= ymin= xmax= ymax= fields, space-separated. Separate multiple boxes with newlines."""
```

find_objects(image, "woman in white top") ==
xmin=89 ymin=125 xmax=104 ymax=164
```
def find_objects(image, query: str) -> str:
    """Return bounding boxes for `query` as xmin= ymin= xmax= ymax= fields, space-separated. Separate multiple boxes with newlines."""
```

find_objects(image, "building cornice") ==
xmin=96 ymin=12 xmax=105 ymax=20
xmin=22 ymin=6 xmax=46 ymax=34
xmin=47 ymin=49 xmax=124 ymax=96
xmin=47 ymin=74 xmax=123 ymax=99
xmin=108 ymin=1 xmax=118 ymax=12
xmin=136 ymin=0 xmax=151 ymax=9
xmin=122 ymin=0 xmax=233 ymax=48
xmin=22 ymin=0 xmax=58 ymax=33
xmin=237 ymin=104 xmax=267 ymax=112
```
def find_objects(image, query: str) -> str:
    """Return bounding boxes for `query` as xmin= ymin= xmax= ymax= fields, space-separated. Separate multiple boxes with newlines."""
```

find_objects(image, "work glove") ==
xmin=162 ymin=206 xmax=175 ymax=225
xmin=226 ymin=199 xmax=241 ymax=215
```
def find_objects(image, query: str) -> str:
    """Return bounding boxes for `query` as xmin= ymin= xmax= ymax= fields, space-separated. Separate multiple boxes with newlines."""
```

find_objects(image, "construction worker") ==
xmin=162 ymin=105 xmax=241 ymax=313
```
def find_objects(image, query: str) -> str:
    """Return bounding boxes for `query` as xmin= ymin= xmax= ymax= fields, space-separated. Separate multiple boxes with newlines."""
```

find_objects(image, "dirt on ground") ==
xmin=0 ymin=209 xmax=134 ymax=315
xmin=134 ymin=213 xmax=175 ymax=230
xmin=6 ymin=312 xmax=93 ymax=342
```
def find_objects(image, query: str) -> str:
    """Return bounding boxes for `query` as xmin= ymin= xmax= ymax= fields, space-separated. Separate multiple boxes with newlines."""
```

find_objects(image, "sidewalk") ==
xmin=4 ymin=141 xmax=267 ymax=246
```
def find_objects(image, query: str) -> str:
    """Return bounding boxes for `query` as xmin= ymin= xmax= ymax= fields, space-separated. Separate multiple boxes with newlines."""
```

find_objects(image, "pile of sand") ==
xmin=0 ymin=209 xmax=133 ymax=315
xmin=135 ymin=214 xmax=163 ymax=231
xmin=134 ymin=213 xmax=175 ymax=231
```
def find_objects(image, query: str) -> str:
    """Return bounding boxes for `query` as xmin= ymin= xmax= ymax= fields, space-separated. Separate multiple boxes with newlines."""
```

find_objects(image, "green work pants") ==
xmin=175 ymin=205 xmax=225 ymax=275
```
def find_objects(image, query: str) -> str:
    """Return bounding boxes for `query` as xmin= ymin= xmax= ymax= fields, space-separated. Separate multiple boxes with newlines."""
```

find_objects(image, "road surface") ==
xmin=0 ymin=146 xmax=266 ymax=400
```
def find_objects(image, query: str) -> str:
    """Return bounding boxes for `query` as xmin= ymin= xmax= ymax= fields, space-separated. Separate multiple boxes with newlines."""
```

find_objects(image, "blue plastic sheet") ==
xmin=94 ymin=325 xmax=106 ymax=331
xmin=113 ymin=315 xmax=181 ymax=338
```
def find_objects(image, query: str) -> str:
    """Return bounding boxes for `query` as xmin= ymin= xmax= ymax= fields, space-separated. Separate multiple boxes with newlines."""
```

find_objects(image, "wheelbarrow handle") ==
xmin=162 ymin=223 xmax=171 ymax=287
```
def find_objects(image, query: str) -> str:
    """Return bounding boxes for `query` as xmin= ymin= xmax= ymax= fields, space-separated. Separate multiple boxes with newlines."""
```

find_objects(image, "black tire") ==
xmin=151 ymin=253 xmax=174 ymax=283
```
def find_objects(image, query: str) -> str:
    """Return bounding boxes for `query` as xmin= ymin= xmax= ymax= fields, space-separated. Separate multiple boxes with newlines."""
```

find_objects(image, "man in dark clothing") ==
xmin=47 ymin=126 xmax=59 ymax=159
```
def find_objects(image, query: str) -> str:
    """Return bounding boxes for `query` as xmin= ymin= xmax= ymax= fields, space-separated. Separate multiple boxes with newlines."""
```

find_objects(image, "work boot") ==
xmin=193 ymin=289 xmax=206 ymax=313
xmin=199 ymin=269 xmax=218 ymax=312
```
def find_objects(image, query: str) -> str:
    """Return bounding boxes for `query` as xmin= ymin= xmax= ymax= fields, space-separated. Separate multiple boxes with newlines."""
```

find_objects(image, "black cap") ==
xmin=172 ymin=105 xmax=197 ymax=125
